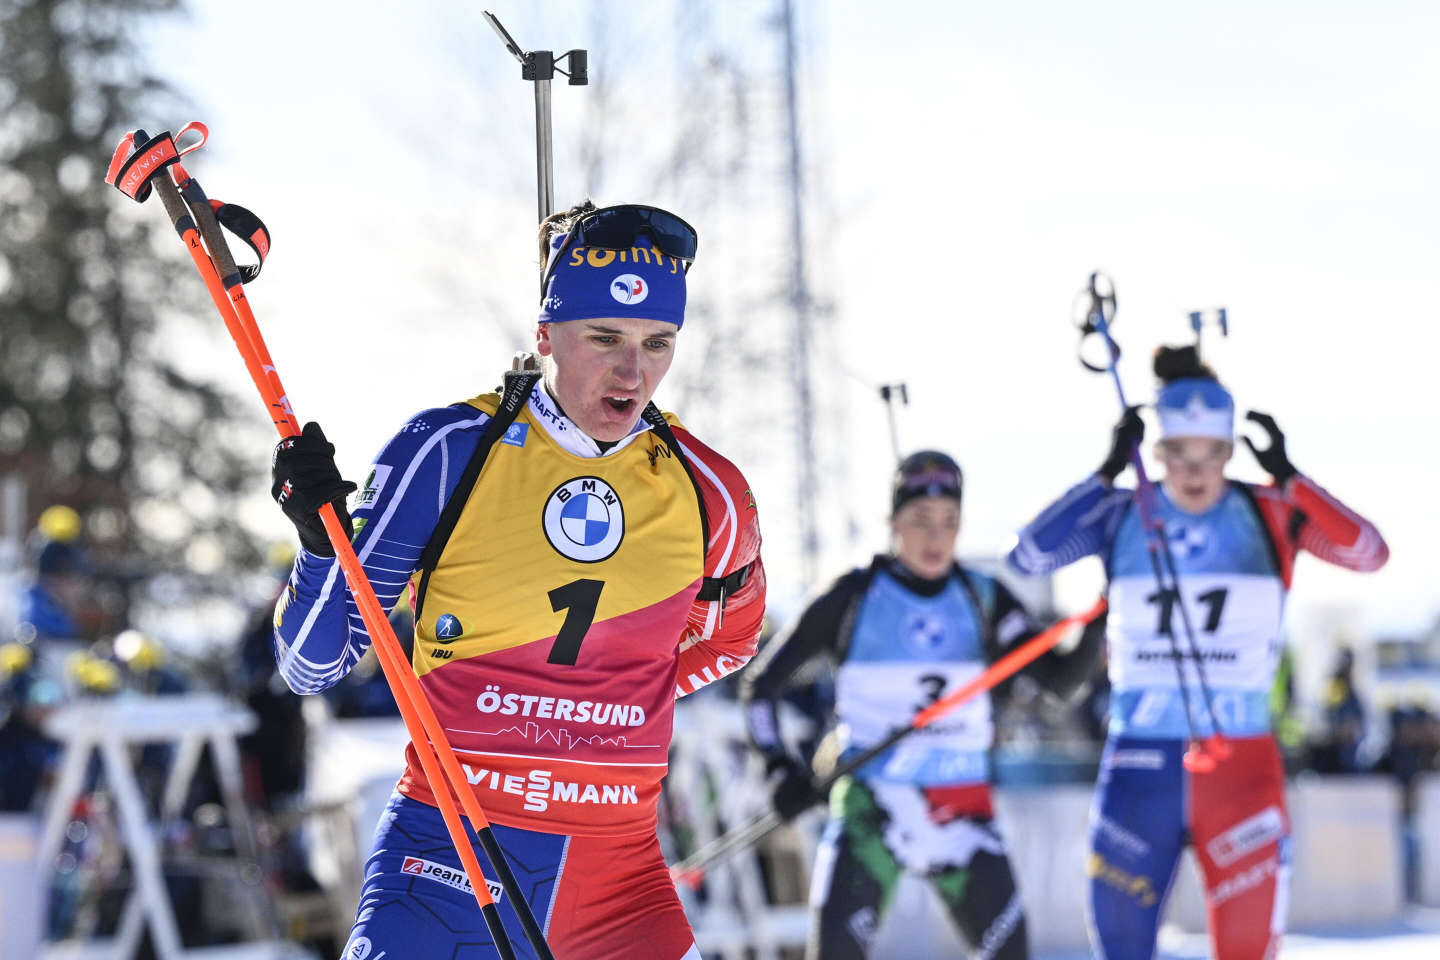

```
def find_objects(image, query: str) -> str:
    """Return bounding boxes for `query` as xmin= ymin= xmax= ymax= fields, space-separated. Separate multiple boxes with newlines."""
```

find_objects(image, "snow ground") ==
xmin=1039 ymin=908 xmax=1440 ymax=959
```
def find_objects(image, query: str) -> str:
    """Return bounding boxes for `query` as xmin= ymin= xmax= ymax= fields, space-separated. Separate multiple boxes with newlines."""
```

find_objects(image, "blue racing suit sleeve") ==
xmin=1007 ymin=474 xmax=1134 ymax=575
xmin=271 ymin=405 xmax=492 ymax=694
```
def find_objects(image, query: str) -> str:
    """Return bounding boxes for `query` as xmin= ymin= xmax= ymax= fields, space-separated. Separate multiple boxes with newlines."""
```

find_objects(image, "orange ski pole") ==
xmin=157 ymin=133 xmax=555 ymax=960
xmin=106 ymin=127 xmax=548 ymax=960
xmin=670 ymin=596 xmax=1110 ymax=884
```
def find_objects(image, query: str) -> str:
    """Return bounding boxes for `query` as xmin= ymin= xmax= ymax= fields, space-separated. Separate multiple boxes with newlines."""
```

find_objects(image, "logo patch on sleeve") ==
xmin=501 ymin=422 xmax=529 ymax=447
xmin=353 ymin=464 xmax=392 ymax=509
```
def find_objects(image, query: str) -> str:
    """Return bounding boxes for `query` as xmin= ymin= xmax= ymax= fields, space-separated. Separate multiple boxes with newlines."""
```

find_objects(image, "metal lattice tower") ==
xmin=780 ymin=0 xmax=820 ymax=586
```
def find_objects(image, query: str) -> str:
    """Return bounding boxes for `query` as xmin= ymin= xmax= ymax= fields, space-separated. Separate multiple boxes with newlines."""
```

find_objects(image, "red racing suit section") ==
xmin=1245 ymin=475 xmax=1390 ymax=586
xmin=1189 ymin=736 xmax=1290 ymax=960
xmin=671 ymin=425 xmax=767 ymax=699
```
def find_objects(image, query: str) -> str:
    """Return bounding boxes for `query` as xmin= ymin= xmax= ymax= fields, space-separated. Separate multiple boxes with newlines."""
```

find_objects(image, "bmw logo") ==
xmin=1165 ymin=520 xmax=1211 ymax=560
xmin=435 ymin=613 xmax=464 ymax=643
xmin=906 ymin=613 xmax=948 ymax=652
xmin=542 ymin=476 xmax=625 ymax=562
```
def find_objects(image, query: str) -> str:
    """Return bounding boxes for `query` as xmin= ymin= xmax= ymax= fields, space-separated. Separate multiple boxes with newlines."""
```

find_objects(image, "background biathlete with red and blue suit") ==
xmin=1007 ymin=346 xmax=1388 ymax=960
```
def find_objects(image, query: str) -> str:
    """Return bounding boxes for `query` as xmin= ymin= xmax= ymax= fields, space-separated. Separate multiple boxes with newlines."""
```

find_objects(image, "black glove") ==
xmin=271 ymin=422 xmax=356 ymax=557
xmin=1098 ymin=405 xmax=1145 ymax=482
xmin=766 ymin=754 xmax=821 ymax=822
xmin=1242 ymin=410 xmax=1297 ymax=486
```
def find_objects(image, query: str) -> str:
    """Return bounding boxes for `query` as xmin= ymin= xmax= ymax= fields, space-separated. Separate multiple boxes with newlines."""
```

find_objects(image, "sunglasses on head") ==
xmin=541 ymin=204 xmax=698 ymax=298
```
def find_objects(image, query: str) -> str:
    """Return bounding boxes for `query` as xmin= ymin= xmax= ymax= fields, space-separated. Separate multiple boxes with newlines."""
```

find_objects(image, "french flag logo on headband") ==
xmin=1157 ymin=378 xmax=1234 ymax=440
xmin=611 ymin=275 xmax=647 ymax=304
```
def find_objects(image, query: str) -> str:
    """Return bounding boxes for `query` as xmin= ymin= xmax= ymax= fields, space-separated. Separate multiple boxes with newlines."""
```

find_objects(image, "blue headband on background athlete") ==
xmin=1157 ymin=378 xmax=1235 ymax=440
xmin=538 ymin=225 xmax=689 ymax=328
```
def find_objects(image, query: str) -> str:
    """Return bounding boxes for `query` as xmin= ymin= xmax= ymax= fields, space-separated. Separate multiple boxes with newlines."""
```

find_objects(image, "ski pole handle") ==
xmin=119 ymin=132 xmax=544 ymax=956
xmin=174 ymin=173 xmax=554 ymax=960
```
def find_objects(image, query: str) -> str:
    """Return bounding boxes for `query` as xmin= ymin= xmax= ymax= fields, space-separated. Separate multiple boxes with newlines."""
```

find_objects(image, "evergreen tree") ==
xmin=0 ymin=0 xmax=261 ymax=571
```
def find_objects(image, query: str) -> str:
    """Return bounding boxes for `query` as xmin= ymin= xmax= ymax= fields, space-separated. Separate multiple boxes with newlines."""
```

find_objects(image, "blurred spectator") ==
xmin=0 ymin=641 xmax=63 ymax=811
xmin=1270 ymin=645 xmax=1307 ymax=771
xmin=1308 ymin=647 xmax=1368 ymax=774
xmin=236 ymin=553 xmax=310 ymax=813
xmin=15 ymin=507 xmax=111 ymax=693
xmin=1375 ymin=702 xmax=1440 ymax=899
xmin=1376 ymin=703 xmax=1440 ymax=800
xmin=112 ymin=629 xmax=187 ymax=697
xmin=1 ymin=509 xmax=101 ymax=814
xmin=19 ymin=539 xmax=87 ymax=640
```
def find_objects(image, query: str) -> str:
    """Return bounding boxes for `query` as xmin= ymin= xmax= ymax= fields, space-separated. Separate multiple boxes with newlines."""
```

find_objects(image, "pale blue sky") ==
xmin=144 ymin=2 xmax=1438 ymax=642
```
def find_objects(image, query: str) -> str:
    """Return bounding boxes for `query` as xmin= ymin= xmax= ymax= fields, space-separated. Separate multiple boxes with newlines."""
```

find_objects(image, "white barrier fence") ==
xmin=1420 ymin=774 xmax=1440 ymax=907
xmin=8 ymin=703 xmax=1435 ymax=957
xmin=0 ymin=814 xmax=41 ymax=960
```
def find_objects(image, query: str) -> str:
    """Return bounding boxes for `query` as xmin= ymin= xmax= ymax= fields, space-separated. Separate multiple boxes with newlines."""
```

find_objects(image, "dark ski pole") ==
xmin=1076 ymin=273 xmax=1230 ymax=774
xmin=878 ymin=383 xmax=909 ymax=462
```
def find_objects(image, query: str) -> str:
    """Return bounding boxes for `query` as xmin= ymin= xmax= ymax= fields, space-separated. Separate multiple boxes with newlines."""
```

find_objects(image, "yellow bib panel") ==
xmin=398 ymin=391 xmax=705 ymax=836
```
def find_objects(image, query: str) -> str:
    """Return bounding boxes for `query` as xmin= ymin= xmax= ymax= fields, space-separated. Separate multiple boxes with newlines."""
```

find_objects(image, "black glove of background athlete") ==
xmin=1242 ymin=410 xmax=1297 ymax=486
xmin=767 ymin=754 xmax=821 ymax=822
xmin=1098 ymin=405 xmax=1145 ymax=482
xmin=271 ymin=421 xmax=356 ymax=557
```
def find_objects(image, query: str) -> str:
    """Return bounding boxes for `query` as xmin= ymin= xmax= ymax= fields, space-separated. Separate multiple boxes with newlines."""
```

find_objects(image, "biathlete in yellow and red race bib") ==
xmin=270 ymin=202 xmax=765 ymax=960
xmin=274 ymin=382 xmax=763 ymax=958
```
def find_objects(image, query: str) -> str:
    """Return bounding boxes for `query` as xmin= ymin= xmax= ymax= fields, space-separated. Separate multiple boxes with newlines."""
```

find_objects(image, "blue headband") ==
xmin=1157 ymin=378 xmax=1235 ymax=440
xmin=538 ymin=233 xmax=687 ymax=328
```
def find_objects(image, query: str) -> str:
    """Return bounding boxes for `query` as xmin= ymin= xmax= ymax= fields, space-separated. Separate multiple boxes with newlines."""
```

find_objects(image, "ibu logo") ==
xmin=542 ymin=476 xmax=625 ymax=563
xmin=610 ymin=273 xmax=648 ymax=305
xmin=434 ymin=614 xmax=464 ymax=643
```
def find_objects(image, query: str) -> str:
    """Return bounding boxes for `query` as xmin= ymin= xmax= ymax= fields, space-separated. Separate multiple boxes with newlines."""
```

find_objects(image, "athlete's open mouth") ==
xmin=603 ymin=397 xmax=635 ymax=414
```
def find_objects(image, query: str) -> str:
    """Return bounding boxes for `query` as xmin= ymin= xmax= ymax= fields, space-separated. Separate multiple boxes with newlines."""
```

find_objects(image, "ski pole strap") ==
xmin=1075 ymin=271 xmax=1120 ymax=373
xmin=1076 ymin=306 xmax=1120 ymax=373
xmin=1078 ymin=331 xmax=1117 ymax=373
xmin=104 ymin=130 xmax=181 ymax=203
xmin=206 ymin=199 xmax=271 ymax=284
xmin=104 ymin=126 xmax=270 ymax=284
